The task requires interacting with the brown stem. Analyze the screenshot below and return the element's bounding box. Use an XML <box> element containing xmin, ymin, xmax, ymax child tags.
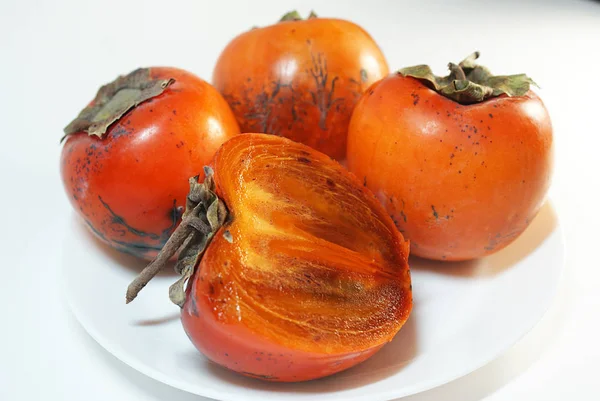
<box><xmin>459</xmin><ymin>51</ymin><xmax>481</xmax><ymax>70</ymax></box>
<box><xmin>125</xmin><ymin>225</ymin><xmax>191</xmax><ymax>303</ymax></box>
<box><xmin>448</xmin><ymin>63</ymin><xmax>466</xmax><ymax>81</ymax></box>
<box><xmin>125</xmin><ymin>208</ymin><xmax>212</xmax><ymax>303</ymax></box>
<box><xmin>125</xmin><ymin>171</ymin><xmax>227</xmax><ymax>306</ymax></box>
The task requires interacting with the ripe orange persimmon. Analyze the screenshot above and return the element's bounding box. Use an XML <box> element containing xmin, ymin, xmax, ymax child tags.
<box><xmin>127</xmin><ymin>134</ymin><xmax>412</xmax><ymax>382</ymax></box>
<box><xmin>347</xmin><ymin>53</ymin><xmax>553</xmax><ymax>261</ymax></box>
<box><xmin>212</xmin><ymin>11</ymin><xmax>389</xmax><ymax>161</ymax></box>
<box><xmin>61</xmin><ymin>67</ymin><xmax>240</xmax><ymax>260</ymax></box>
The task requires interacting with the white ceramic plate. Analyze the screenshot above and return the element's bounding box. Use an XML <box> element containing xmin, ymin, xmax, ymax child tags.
<box><xmin>62</xmin><ymin>202</ymin><xmax>563</xmax><ymax>401</ymax></box>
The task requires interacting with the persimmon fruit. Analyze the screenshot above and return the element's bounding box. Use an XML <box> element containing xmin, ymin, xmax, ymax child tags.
<box><xmin>60</xmin><ymin>67</ymin><xmax>240</xmax><ymax>260</ymax></box>
<box><xmin>127</xmin><ymin>134</ymin><xmax>412</xmax><ymax>382</ymax></box>
<box><xmin>213</xmin><ymin>11</ymin><xmax>389</xmax><ymax>161</ymax></box>
<box><xmin>347</xmin><ymin>52</ymin><xmax>553</xmax><ymax>261</ymax></box>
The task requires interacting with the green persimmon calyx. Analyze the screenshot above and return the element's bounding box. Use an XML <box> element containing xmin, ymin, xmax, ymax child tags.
<box><xmin>279</xmin><ymin>10</ymin><xmax>318</xmax><ymax>22</ymax></box>
<box><xmin>62</xmin><ymin>68</ymin><xmax>175</xmax><ymax>142</ymax></box>
<box><xmin>398</xmin><ymin>52</ymin><xmax>538</xmax><ymax>105</ymax></box>
<box><xmin>126</xmin><ymin>167</ymin><xmax>230</xmax><ymax>307</ymax></box>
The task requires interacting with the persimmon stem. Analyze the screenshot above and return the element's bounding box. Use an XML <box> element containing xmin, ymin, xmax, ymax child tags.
<box><xmin>126</xmin><ymin>170</ymin><xmax>228</xmax><ymax>305</ymax></box>
<box><xmin>125</xmin><ymin>212</ymin><xmax>209</xmax><ymax>304</ymax></box>
<box><xmin>448</xmin><ymin>63</ymin><xmax>466</xmax><ymax>81</ymax></box>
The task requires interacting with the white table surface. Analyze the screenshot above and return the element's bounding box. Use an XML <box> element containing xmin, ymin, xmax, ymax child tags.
<box><xmin>1</xmin><ymin>0</ymin><xmax>599</xmax><ymax>400</ymax></box>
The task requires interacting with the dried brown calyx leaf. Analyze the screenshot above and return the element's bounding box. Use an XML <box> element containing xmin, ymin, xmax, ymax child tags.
<box><xmin>399</xmin><ymin>52</ymin><xmax>538</xmax><ymax>104</ymax></box>
<box><xmin>279</xmin><ymin>10</ymin><xmax>318</xmax><ymax>22</ymax></box>
<box><xmin>62</xmin><ymin>68</ymin><xmax>175</xmax><ymax>142</ymax></box>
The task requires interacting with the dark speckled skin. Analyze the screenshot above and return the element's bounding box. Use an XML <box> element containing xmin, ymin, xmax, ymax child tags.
<box><xmin>61</xmin><ymin>67</ymin><xmax>240</xmax><ymax>260</ymax></box>
<box><xmin>213</xmin><ymin>17</ymin><xmax>389</xmax><ymax>161</ymax></box>
<box><xmin>348</xmin><ymin>75</ymin><xmax>553</xmax><ymax>261</ymax></box>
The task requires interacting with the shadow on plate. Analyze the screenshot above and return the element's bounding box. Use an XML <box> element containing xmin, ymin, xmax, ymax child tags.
<box><xmin>393</xmin><ymin>264</ymin><xmax>569</xmax><ymax>401</ymax></box>
<box><xmin>132</xmin><ymin>312</ymin><xmax>181</xmax><ymax>327</ymax></box>
<box><xmin>68</xmin><ymin>312</ymin><xmax>207</xmax><ymax>401</ymax></box>
<box><xmin>411</xmin><ymin>201</ymin><xmax>558</xmax><ymax>278</ymax></box>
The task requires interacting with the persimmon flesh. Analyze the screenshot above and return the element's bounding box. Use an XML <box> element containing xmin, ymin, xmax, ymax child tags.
<box><xmin>128</xmin><ymin>134</ymin><xmax>412</xmax><ymax>382</ymax></box>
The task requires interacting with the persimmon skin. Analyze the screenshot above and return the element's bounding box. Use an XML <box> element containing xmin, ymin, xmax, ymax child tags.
<box><xmin>182</xmin><ymin>232</ymin><xmax>384</xmax><ymax>382</ymax></box>
<box><xmin>181</xmin><ymin>134</ymin><xmax>411</xmax><ymax>382</ymax></box>
<box><xmin>61</xmin><ymin>67</ymin><xmax>240</xmax><ymax>260</ymax></box>
<box><xmin>212</xmin><ymin>18</ymin><xmax>389</xmax><ymax>161</ymax></box>
<box><xmin>347</xmin><ymin>75</ymin><xmax>553</xmax><ymax>261</ymax></box>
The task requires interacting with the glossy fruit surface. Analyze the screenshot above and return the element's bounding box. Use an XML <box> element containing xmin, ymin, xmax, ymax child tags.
<box><xmin>213</xmin><ymin>13</ymin><xmax>389</xmax><ymax>160</ymax></box>
<box><xmin>347</xmin><ymin>71</ymin><xmax>553</xmax><ymax>261</ymax></box>
<box><xmin>178</xmin><ymin>134</ymin><xmax>412</xmax><ymax>381</ymax></box>
<box><xmin>61</xmin><ymin>67</ymin><xmax>240</xmax><ymax>259</ymax></box>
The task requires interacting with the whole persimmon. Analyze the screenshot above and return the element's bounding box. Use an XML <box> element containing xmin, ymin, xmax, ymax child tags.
<box><xmin>212</xmin><ymin>11</ymin><xmax>389</xmax><ymax>161</ymax></box>
<box><xmin>127</xmin><ymin>134</ymin><xmax>412</xmax><ymax>382</ymax></box>
<box><xmin>61</xmin><ymin>67</ymin><xmax>240</xmax><ymax>260</ymax></box>
<box><xmin>347</xmin><ymin>52</ymin><xmax>553</xmax><ymax>261</ymax></box>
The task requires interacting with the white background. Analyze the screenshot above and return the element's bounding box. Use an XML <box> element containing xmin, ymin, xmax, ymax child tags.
<box><xmin>1</xmin><ymin>0</ymin><xmax>599</xmax><ymax>400</ymax></box>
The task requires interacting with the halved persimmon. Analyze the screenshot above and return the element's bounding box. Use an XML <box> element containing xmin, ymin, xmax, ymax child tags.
<box><xmin>127</xmin><ymin>134</ymin><xmax>412</xmax><ymax>382</ymax></box>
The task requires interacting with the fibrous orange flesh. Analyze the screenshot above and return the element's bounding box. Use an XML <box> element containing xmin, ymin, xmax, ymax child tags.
<box><xmin>187</xmin><ymin>134</ymin><xmax>411</xmax><ymax>353</ymax></box>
